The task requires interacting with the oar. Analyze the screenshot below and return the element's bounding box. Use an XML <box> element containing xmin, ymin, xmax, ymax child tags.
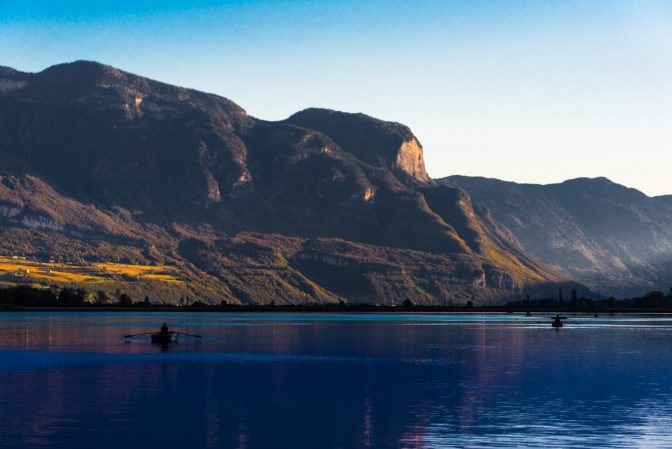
<box><xmin>124</xmin><ymin>331</ymin><xmax>156</xmax><ymax>338</ymax></box>
<box><xmin>175</xmin><ymin>332</ymin><xmax>203</xmax><ymax>338</ymax></box>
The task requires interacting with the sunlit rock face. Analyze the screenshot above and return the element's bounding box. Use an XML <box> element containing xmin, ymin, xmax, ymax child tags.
<box><xmin>396</xmin><ymin>138</ymin><xmax>429</xmax><ymax>183</ymax></box>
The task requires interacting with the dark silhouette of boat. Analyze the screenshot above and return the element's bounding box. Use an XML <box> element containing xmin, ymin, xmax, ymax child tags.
<box><xmin>151</xmin><ymin>331</ymin><xmax>178</xmax><ymax>343</ymax></box>
<box><xmin>552</xmin><ymin>314</ymin><xmax>567</xmax><ymax>328</ymax></box>
<box><xmin>124</xmin><ymin>323</ymin><xmax>202</xmax><ymax>343</ymax></box>
<box><xmin>151</xmin><ymin>322</ymin><xmax>177</xmax><ymax>343</ymax></box>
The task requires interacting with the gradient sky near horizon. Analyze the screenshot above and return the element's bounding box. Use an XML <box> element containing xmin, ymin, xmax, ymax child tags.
<box><xmin>1</xmin><ymin>1</ymin><xmax>671</xmax><ymax>196</ymax></box>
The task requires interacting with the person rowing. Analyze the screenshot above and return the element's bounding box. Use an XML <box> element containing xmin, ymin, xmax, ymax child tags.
<box><xmin>152</xmin><ymin>323</ymin><xmax>177</xmax><ymax>343</ymax></box>
<box><xmin>552</xmin><ymin>314</ymin><xmax>566</xmax><ymax>328</ymax></box>
<box><xmin>124</xmin><ymin>325</ymin><xmax>202</xmax><ymax>343</ymax></box>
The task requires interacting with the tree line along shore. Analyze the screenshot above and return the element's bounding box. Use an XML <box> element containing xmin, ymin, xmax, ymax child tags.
<box><xmin>2</xmin><ymin>285</ymin><xmax>672</xmax><ymax>313</ymax></box>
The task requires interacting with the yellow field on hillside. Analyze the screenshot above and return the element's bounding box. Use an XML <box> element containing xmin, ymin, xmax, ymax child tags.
<box><xmin>0</xmin><ymin>256</ymin><xmax>182</xmax><ymax>285</ymax></box>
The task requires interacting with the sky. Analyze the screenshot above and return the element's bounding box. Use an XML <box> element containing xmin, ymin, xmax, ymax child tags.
<box><xmin>1</xmin><ymin>0</ymin><xmax>671</xmax><ymax>196</ymax></box>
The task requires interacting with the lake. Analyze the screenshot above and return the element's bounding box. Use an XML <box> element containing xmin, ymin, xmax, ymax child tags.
<box><xmin>1</xmin><ymin>312</ymin><xmax>672</xmax><ymax>448</ymax></box>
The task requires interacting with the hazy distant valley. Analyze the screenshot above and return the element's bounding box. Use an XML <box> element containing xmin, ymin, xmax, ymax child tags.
<box><xmin>445</xmin><ymin>176</ymin><xmax>672</xmax><ymax>297</ymax></box>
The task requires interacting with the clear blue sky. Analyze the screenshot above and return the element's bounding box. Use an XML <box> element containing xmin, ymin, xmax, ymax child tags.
<box><xmin>1</xmin><ymin>0</ymin><xmax>671</xmax><ymax>195</ymax></box>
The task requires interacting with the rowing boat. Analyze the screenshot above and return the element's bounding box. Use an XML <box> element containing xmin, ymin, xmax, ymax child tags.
<box><xmin>151</xmin><ymin>331</ymin><xmax>178</xmax><ymax>344</ymax></box>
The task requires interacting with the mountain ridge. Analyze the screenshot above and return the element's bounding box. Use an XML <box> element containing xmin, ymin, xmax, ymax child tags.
<box><xmin>0</xmin><ymin>61</ymin><xmax>593</xmax><ymax>304</ymax></box>
<box><xmin>444</xmin><ymin>175</ymin><xmax>672</xmax><ymax>296</ymax></box>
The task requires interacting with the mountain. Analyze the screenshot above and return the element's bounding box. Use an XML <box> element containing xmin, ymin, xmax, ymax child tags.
<box><xmin>0</xmin><ymin>61</ymin><xmax>576</xmax><ymax>305</ymax></box>
<box><xmin>285</xmin><ymin>108</ymin><xmax>430</xmax><ymax>183</ymax></box>
<box><xmin>443</xmin><ymin>176</ymin><xmax>672</xmax><ymax>297</ymax></box>
<box><xmin>656</xmin><ymin>195</ymin><xmax>672</xmax><ymax>206</ymax></box>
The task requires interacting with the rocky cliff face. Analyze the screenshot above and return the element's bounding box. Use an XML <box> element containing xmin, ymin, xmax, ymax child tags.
<box><xmin>285</xmin><ymin>108</ymin><xmax>430</xmax><ymax>183</ymax></box>
<box><xmin>444</xmin><ymin>176</ymin><xmax>672</xmax><ymax>296</ymax></box>
<box><xmin>0</xmin><ymin>61</ymin><xmax>575</xmax><ymax>304</ymax></box>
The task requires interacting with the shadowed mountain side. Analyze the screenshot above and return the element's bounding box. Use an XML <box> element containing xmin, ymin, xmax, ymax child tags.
<box><xmin>237</xmin><ymin>121</ymin><xmax>471</xmax><ymax>254</ymax></box>
<box><xmin>443</xmin><ymin>176</ymin><xmax>672</xmax><ymax>296</ymax></box>
<box><xmin>0</xmin><ymin>61</ymin><xmax>252</xmax><ymax>223</ymax></box>
<box><xmin>177</xmin><ymin>233</ymin><xmax>575</xmax><ymax>305</ymax></box>
<box><xmin>0</xmin><ymin>60</ymin><xmax>582</xmax><ymax>304</ymax></box>
<box><xmin>0</xmin><ymin>173</ymin><xmax>157</xmax><ymax>240</ymax></box>
<box><xmin>655</xmin><ymin>195</ymin><xmax>672</xmax><ymax>206</ymax></box>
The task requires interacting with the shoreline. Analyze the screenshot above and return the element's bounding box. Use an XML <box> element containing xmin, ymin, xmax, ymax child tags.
<box><xmin>3</xmin><ymin>304</ymin><xmax>672</xmax><ymax>315</ymax></box>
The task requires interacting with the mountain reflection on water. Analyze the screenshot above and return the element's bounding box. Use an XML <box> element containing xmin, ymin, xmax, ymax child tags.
<box><xmin>1</xmin><ymin>312</ymin><xmax>672</xmax><ymax>449</ymax></box>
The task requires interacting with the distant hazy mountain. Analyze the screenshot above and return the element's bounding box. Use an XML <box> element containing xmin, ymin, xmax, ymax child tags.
<box><xmin>443</xmin><ymin>176</ymin><xmax>672</xmax><ymax>297</ymax></box>
<box><xmin>0</xmin><ymin>61</ymin><xmax>574</xmax><ymax>305</ymax></box>
<box><xmin>656</xmin><ymin>195</ymin><xmax>672</xmax><ymax>206</ymax></box>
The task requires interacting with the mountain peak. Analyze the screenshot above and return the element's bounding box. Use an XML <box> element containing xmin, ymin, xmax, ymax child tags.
<box><xmin>42</xmin><ymin>59</ymin><xmax>112</xmax><ymax>71</ymax></box>
<box><xmin>36</xmin><ymin>60</ymin><xmax>144</xmax><ymax>90</ymax></box>
<box><xmin>285</xmin><ymin>108</ymin><xmax>430</xmax><ymax>183</ymax></box>
<box><xmin>39</xmin><ymin>60</ymin><xmax>129</xmax><ymax>81</ymax></box>
<box><xmin>557</xmin><ymin>176</ymin><xmax>650</xmax><ymax>201</ymax></box>
<box><xmin>561</xmin><ymin>176</ymin><xmax>614</xmax><ymax>185</ymax></box>
<box><xmin>0</xmin><ymin>66</ymin><xmax>21</xmax><ymax>77</ymax></box>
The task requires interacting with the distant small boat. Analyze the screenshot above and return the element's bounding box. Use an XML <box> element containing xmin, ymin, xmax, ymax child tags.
<box><xmin>552</xmin><ymin>314</ymin><xmax>566</xmax><ymax>328</ymax></box>
<box><xmin>151</xmin><ymin>331</ymin><xmax>178</xmax><ymax>344</ymax></box>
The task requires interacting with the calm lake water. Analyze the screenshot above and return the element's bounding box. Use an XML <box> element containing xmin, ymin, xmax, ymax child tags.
<box><xmin>1</xmin><ymin>312</ymin><xmax>672</xmax><ymax>448</ymax></box>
